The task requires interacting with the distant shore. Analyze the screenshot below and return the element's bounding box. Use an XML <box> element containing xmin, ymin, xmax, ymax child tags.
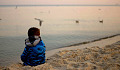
<box><xmin>0</xmin><ymin>34</ymin><xmax>120</xmax><ymax>70</ymax></box>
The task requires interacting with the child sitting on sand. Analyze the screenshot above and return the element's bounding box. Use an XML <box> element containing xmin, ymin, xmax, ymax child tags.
<box><xmin>21</xmin><ymin>27</ymin><xmax>46</xmax><ymax>66</ymax></box>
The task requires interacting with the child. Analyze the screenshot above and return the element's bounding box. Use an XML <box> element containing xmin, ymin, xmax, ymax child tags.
<box><xmin>21</xmin><ymin>27</ymin><xmax>46</xmax><ymax>66</ymax></box>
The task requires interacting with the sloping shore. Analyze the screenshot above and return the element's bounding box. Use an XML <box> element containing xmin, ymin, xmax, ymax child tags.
<box><xmin>0</xmin><ymin>36</ymin><xmax>120</xmax><ymax>70</ymax></box>
<box><xmin>46</xmin><ymin>34</ymin><xmax>120</xmax><ymax>58</ymax></box>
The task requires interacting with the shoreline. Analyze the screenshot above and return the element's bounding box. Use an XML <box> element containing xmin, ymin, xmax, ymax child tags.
<box><xmin>64</xmin><ymin>34</ymin><xmax>120</xmax><ymax>47</ymax></box>
<box><xmin>46</xmin><ymin>34</ymin><xmax>120</xmax><ymax>58</ymax></box>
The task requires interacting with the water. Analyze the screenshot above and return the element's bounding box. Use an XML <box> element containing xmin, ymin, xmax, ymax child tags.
<box><xmin>0</xmin><ymin>6</ymin><xmax>120</xmax><ymax>66</ymax></box>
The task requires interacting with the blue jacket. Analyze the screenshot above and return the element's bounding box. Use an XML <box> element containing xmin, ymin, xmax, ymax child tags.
<box><xmin>21</xmin><ymin>40</ymin><xmax>46</xmax><ymax>66</ymax></box>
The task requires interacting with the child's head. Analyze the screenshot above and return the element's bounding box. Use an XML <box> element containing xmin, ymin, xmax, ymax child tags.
<box><xmin>28</xmin><ymin>27</ymin><xmax>40</xmax><ymax>37</ymax></box>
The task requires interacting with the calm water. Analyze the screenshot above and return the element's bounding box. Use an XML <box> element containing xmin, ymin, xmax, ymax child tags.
<box><xmin>0</xmin><ymin>6</ymin><xmax>120</xmax><ymax>66</ymax></box>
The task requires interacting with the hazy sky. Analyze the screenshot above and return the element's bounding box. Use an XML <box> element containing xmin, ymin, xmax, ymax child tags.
<box><xmin>0</xmin><ymin>0</ymin><xmax>120</xmax><ymax>5</ymax></box>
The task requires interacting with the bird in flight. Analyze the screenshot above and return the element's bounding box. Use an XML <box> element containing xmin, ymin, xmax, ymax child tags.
<box><xmin>34</xmin><ymin>18</ymin><xmax>43</xmax><ymax>26</ymax></box>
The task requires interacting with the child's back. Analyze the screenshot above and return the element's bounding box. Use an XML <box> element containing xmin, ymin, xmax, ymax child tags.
<box><xmin>21</xmin><ymin>27</ymin><xmax>46</xmax><ymax>66</ymax></box>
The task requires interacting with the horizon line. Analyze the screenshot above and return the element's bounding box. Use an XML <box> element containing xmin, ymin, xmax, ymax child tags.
<box><xmin>0</xmin><ymin>4</ymin><xmax>120</xmax><ymax>7</ymax></box>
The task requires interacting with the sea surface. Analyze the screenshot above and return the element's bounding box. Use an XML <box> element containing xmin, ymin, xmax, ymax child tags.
<box><xmin>0</xmin><ymin>5</ymin><xmax>120</xmax><ymax>66</ymax></box>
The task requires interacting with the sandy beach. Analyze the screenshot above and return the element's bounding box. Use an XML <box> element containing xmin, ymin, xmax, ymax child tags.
<box><xmin>0</xmin><ymin>35</ymin><xmax>120</xmax><ymax>70</ymax></box>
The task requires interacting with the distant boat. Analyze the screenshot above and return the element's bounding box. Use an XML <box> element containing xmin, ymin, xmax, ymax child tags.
<box><xmin>115</xmin><ymin>3</ymin><xmax>119</xmax><ymax>6</ymax></box>
<box><xmin>98</xmin><ymin>8</ymin><xmax>101</xmax><ymax>10</ymax></box>
<box><xmin>34</xmin><ymin>18</ymin><xmax>43</xmax><ymax>26</ymax></box>
<box><xmin>15</xmin><ymin>6</ymin><xmax>18</xmax><ymax>9</ymax></box>
<box><xmin>75</xmin><ymin>20</ymin><xmax>79</xmax><ymax>23</ymax></box>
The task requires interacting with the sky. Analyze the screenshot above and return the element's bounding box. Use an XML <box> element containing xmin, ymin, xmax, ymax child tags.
<box><xmin>0</xmin><ymin>0</ymin><xmax>120</xmax><ymax>5</ymax></box>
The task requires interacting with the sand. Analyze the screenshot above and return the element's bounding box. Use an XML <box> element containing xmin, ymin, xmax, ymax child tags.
<box><xmin>0</xmin><ymin>35</ymin><xmax>120</xmax><ymax>70</ymax></box>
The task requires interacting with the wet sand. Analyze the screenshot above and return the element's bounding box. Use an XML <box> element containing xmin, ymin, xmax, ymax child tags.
<box><xmin>0</xmin><ymin>35</ymin><xmax>120</xmax><ymax>70</ymax></box>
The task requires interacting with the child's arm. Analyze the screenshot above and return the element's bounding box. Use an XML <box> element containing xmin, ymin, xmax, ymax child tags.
<box><xmin>21</xmin><ymin>46</ymin><xmax>29</xmax><ymax>62</ymax></box>
<box><xmin>41</xmin><ymin>40</ymin><xmax>46</xmax><ymax>50</ymax></box>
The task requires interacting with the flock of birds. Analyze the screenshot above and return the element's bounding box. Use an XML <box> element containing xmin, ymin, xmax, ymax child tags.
<box><xmin>75</xmin><ymin>19</ymin><xmax>103</xmax><ymax>24</ymax></box>
<box><xmin>0</xmin><ymin>7</ymin><xmax>104</xmax><ymax>27</ymax></box>
<box><xmin>75</xmin><ymin>8</ymin><xmax>103</xmax><ymax>24</ymax></box>
<box><xmin>0</xmin><ymin>18</ymin><xmax>103</xmax><ymax>27</ymax></box>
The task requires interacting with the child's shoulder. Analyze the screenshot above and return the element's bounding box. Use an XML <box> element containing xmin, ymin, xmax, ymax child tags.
<box><xmin>38</xmin><ymin>40</ymin><xmax>45</xmax><ymax>46</ymax></box>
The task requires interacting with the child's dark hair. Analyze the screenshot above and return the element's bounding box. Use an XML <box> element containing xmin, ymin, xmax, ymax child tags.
<box><xmin>28</xmin><ymin>27</ymin><xmax>40</xmax><ymax>43</ymax></box>
<box><xmin>28</xmin><ymin>27</ymin><xmax>40</xmax><ymax>36</ymax></box>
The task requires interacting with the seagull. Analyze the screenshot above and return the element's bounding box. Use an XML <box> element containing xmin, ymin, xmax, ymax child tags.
<box><xmin>75</xmin><ymin>20</ymin><xmax>79</xmax><ymax>23</ymax></box>
<box><xmin>34</xmin><ymin>18</ymin><xmax>43</xmax><ymax>26</ymax></box>
<box><xmin>99</xmin><ymin>20</ymin><xmax>103</xmax><ymax>23</ymax></box>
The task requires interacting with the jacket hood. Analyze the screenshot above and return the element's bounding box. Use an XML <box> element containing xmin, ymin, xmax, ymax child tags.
<box><xmin>25</xmin><ymin>36</ymin><xmax>41</xmax><ymax>46</ymax></box>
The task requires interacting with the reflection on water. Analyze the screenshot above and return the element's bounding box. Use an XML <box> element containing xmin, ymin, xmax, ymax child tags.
<box><xmin>0</xmin><ymin>6</ymin><xmax>120</xmax><ymax>66</ymax></box>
